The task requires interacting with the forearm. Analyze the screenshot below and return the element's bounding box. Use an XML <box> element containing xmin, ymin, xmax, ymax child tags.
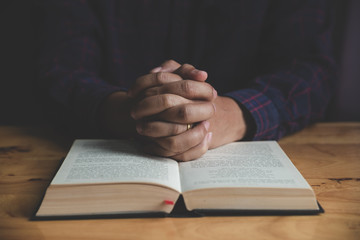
<box><xmin>225</xmin><ymin>60</ymin><xmax>334</xmax><ymax>140</ymax></box>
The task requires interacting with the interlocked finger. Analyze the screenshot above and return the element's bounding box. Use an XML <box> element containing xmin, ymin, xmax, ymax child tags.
<box><xmin>136</xmin><ymin>121</ymin><xmax>191</xmax><ymax>137</ymax></box>
<box><xmin>171</xmin><ymin>132</ymin><xmax>212</xmax><ymax>161</ymax></box>
<box><xmin>174</xmin><ymin>64</ymin><xmax>208</xmax><ymax>82</ymax></box>
<box><xmin>128</xmin><ymin>72</ymin><xmax>182</xmax><ymax>97</ymax></box>
<box><xmin>142</xmin><ymin>80</ymin><xmax>217</xmax><ymax>101</ymax></box>
<box><xmin>143</xmin><ymin>121</ymin><xmax>210</xmax><ymax>157</ymax></box>
<box><xmin>154</xmin><ymin>101</ymin><xmax>216</xmax><ymax>124</ymax></box>
<box><xmin>131</xmin><ymin>94</ymin><xmax>192</xmax><ymax>120</ymax></box>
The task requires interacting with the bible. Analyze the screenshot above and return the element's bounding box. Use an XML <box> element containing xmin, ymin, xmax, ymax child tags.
<box><xmin>34</xmin><ymin>140</ymin><xmax>322</xmax><ymax>218</ymax></box>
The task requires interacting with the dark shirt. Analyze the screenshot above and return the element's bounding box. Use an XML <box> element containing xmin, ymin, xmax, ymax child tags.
<box><xmin>39</xmin><ymin>0</ymin><xmax>336</xmax><ymax>139</ymax></box>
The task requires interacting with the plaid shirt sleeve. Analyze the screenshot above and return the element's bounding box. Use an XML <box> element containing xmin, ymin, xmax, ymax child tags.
<box><xmin>225</xmin><ymin>1</ymin><xmax>335</xmax><ymax>140</ymax></box>
<box><xmin>38</xmin><ymin>0</ymin><xmax>122</xmax><ymax>132</ymax></box>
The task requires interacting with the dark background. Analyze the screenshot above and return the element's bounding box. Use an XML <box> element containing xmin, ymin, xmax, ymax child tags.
<box><xmin>0</xmin><ymin>0</ymin><xmax>359</xmax><ymax>125</ymax></box>
<box><xmin>1</xmin><ymin>0</ymin><xmax>45</xmax><ymax>124</ymax></box>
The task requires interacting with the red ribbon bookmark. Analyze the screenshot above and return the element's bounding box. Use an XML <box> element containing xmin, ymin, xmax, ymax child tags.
<box><xmin>164</xmin><ymin>200</ymin><xmax>174</xmax><ymax>205</ymax></box>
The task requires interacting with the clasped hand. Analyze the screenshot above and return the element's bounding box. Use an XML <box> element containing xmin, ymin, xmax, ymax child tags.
<box><xmin>99</xmin><ymin>60</ymin><xmax>247</xmax><ymax>161</ymax></box>
<box><xmin>128</xmin><ymin>60</ymin><xmax>217</xmax><ymax>161</ymax></box>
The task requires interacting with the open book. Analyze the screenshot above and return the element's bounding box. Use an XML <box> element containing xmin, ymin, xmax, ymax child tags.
<box><xmin>35</xmin><ymin>140</ymin><xmax>322</xmax><ymax>218</ymax></box>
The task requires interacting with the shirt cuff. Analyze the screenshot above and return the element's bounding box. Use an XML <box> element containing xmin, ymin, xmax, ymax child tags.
<box><xmin>224</xmin><ymin>89</ymin><xmax>281</xmax><ymax>140</ymax></box>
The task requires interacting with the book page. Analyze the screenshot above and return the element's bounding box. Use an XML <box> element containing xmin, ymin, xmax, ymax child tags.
<box><xmin>179</xmin><ymin>141</ymin><xmax>311</xmax><ymax>192</ymax></box>
<box><xmin>51</xmin><ymin>140</ymin><xmax>181</xmax><ymax>192</ymax></box>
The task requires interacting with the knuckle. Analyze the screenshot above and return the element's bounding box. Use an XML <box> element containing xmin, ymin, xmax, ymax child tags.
<box><xmin>166</xmin><ymin>59</ymin><xmax>176</xmax><ymax>65</ymax></box>
<box><xmin>161</xmin><ymin>59</ymin><xmax>181</xmax><ymax>72</ymax></box>
<box><xmin>143</xmin><ymin>87</ymin><xmax>159</xmax><ymax>97</ymax></box>
<box><xmin>180</xmin><ymin>81</ymin><xmax>195</xmax><ymax>98</ymax></box>
<box><xmin>172</xmin><ymin>124</ymin><xmax>183</xmax><ymax>135</ymax></box>
<box><xmin>183</xmin><ymin>64</ymin><xmax>195</xmax><ymax>72</ymax></box>
<box><xmin>156</xmin><ymin>72</ymin><xmax>167</xmax><ymax>84</ymax></box>
<box><xmin>176</xmin><ymin>64</ymin><xmax>195</xmax><ymax>79</ymax></box>
<box><xmin>205</xmin><ymin>83</ymin><xmax>214</xmax><ymax>96</ymax></box>
<box><xmin>155</xmin><ymin>72</ymin><xmax>164</xmax><ymax>84</ymax></box>
<box><xmin>173</xmin><ymin>154</ymin><xmax>189</xmax><ymax>162</ymax></box>
<box><xmin>210</xmin><ymin>103</ymin><xmax>216</xmax><ymax>116</ymax></box>
<box><xmin>167</xmin><ymin>137</ymin><xmax>180</xmax><ymax>151</ymax></box>
<box><xmin>182</xmin><ymin>63</ymin><xmax>193</xmax><ymax>69</ymax></box>
<box><xmin>199</xmin><ymin>128</ymin><xmax>208</xmax><ymax>140</ymax></box>
<box><xmin>159</xmin><ymin>94</ymin><xmax>173</xmax><ymax>108</ymax></box>
<box><xmin>177</xmin><ymin>106</ymin><xmax>191</xmax><ymax>122</ymax></box>
<box><xmin>140</xmin><ymin>122</ymin><xmax>152</xmax><ymax>134</ymax></box>
<box><xmin>191</xmin><ymin>125</ymin><xmax>208</xmax><ymax>141</ymax></box>
<box><xmin>203</xmin><ymin>102</ymin><xmax>216</xmax><ymax>118</ymax></box>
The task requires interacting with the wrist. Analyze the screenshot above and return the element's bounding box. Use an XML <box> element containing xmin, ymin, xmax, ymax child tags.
<box><xmin>237</xmin><ymin>103</ymin><xmax>256</xmax><ymax>140</ymax></box>
<box><xmin>209</xmin><ymin>96</ymin><xmax>247</xmax><ymax>148</ymax></box>
<box><xmin>98</xmin><ymin>91</ymin><xmax>136</xmax><ymax>137</ymax></box>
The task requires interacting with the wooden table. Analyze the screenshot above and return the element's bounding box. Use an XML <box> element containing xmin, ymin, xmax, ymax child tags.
<box><xmin>0</xmin><ymin>122</ymin><xmax>359</xmax><ymax>240</ymax></box>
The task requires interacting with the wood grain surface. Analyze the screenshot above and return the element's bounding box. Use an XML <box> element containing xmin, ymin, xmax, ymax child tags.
<box><xmin>0</xmin><ymin>122</ymin><xmax>359</xmax><ymax>240</ymax></box>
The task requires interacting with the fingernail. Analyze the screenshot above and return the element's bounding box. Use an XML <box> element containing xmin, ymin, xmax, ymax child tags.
<box><xmin>151</xmin><ymin>66</ymin><xmax>162</xmax><ymax>73</ymax></box>
<box><xmin>135</xmin><ymin>122</ymin><xmax>142</xmax><ymax>134</ymax></box>
<box><xmin>130</xmin><ymin>110</ymin><xmax>137</xmax><ymax>120</ymax></box>
<box><xmin>213</xmin><ymin>89</ymin><xmax>217</xmax><ymax>99</ymax></box>
<box><xmin>191</xmin><ymin>69</ymin><xmax>207</xmax><ymax>76</ymax></box>
<box><xmin>191</xmin><ymin>69</ymin><xmax>201</xmax><ymax>74</ymax></box>
<box><xmin>207</xmin><ymin>132</ymin><xmax>213</xmax><ymax>144</ymax></box>
<box><xmin>203</xmin><ymin>120</ymin><xmax>210</xmax><ymax>131</ymax></box>
<box><xmin>212</xmin><ymin>102</ymin><xmax>216</xmax><ymax>113</ymax></box>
